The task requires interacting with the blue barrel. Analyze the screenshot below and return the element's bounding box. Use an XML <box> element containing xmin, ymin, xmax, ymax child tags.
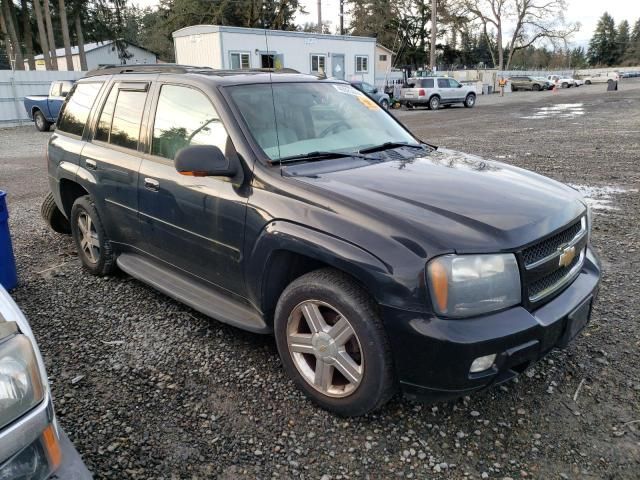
<box><xmin>0</xmin><ymin>191</ymin><xmax>18</xmax><ymax>290</ymax></box>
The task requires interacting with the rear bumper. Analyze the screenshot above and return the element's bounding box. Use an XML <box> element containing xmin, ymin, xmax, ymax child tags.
<box><xmin>382</xmin><ymin>247</ymin><xmax>601</xmax><ymax>403</ymax></box>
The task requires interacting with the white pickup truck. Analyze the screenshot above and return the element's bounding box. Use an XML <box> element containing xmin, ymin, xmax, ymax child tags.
<box><xmin>547</xmin><ymin>75</ymin><xmax>576</xmax><ymax>88</ymax></box>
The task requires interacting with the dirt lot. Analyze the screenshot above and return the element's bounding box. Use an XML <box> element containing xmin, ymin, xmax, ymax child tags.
<box><xmin>1</xmin><ymin>81</ymin><xmax>639</xmax><ymax>479</ymax></box>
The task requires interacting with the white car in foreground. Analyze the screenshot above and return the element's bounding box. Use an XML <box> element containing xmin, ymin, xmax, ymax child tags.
<box><xmin>0</xmin><ymin>285</ymin><xmax>91</xmax><ymax>479</ymax></box>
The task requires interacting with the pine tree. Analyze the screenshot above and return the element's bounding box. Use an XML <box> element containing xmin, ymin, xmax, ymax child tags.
<box><xmin>570</xmin><ymin>46</ymin><xmax>588</xmax><ymax>68</ymax></box>
<box><xmin>623</xmin><ymin>18</ymin><xmax>640</xmax><ymax>64</ymax></box>
<box><xmin>616</xmin><ymin>20</ymin><xmax>630</xmax><ymax>63</ymax></box>
<box><xmin>588</xmin><ymin>12</ymin><xmax>618</xmax><ymax>66</ymax></box>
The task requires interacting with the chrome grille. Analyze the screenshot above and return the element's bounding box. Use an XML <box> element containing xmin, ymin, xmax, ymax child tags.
<box><xmin>522</xmin><ymin>216</ymin><xmax>588</xmax><ymax>304</ymax></box>
<box><xmin>522</xmin><ymin>219</ymin><xmax>583</xmax><ymax>267</ymax></box>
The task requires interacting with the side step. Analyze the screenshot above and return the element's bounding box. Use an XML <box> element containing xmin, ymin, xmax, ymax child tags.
<box><xmin>116</xmin><ymin>253</ymin><xmax>270</xmax><ymax>334</ymax></box>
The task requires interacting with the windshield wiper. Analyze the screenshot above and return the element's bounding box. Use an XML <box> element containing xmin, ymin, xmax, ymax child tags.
<box><xmin>272</xmin><ymin>151</ymin><xmax>373</xmax><ymax>165</ymax></box>
<box><xmin>358</xmin><ymin>142</ymin><xmax>427</xmax><ymax>154</ymax></box>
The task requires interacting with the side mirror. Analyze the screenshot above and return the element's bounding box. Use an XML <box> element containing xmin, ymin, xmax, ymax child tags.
<box><xmin>458</xmin><ymin>84</ymin><xmax>463</xmax><ymax>88</ymax></box>
<box><xmin>175</xmin><ymin>145</ymin><xmax>236</xmax><ymax>177</ymax></box>
<box><xmin>372</xmin><ymin>87</ymin><xmax>378</xmax><ymax>94</ymax></box>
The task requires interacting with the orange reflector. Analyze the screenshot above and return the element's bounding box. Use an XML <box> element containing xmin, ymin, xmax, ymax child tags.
<box><xmin>42</xmin><ymin>424</ymin><xmax>62</xmax><ymax>470</ymax></box>
<box><xmin>179</xmin><ymin>171</ymin><xmax>207</xmax><ymax>177</ymax></box>
<box><xmin>429</xmin><ymin>261</ymin><xmax>449</xmax><ymax>313</ymax></box>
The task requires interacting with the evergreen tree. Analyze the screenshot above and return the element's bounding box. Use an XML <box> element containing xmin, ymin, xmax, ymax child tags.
<box><xmin>570</xmin><ymin>46</ymin><xmax>588</xmax><ymax>68</ymax></box>
<box><xmin>622</xmin><ymin>18</ymin><xmax>640</xmax><ymax>64</ymax></box>
<box><xmin>588</xmin><ymin>12</ymin><xmax>618</xmax><ymax>66</ymax></box>
<box><xmin>616</xmin><ymin>19</ymin><xmax>630</xmax><ymax>63</ymax></box>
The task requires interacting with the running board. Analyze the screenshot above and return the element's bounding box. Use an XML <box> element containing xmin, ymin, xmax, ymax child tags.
<box><xmin>116</xmin><ymin>253</ymin><xmax>270</xmax><ymax>334</ymax></box>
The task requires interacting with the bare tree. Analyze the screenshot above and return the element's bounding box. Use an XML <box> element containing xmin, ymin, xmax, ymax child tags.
<box><xmin>1</xmin><ymin>0</ymin><xmax>24</xmax><ymax>69</ymax></box>
<box><xmin>74</xmin><ymin>12</ymin><xmax>86</xmax><ymax>70</ymax></box>
<box><xmin>58</xmin><ymin>0</ymin><xmax>73</xmax><ymax>69</ymax></box>
<box><xmin>464</xmin><ymin>0</ymin><xmax>577</xmax><ymax>69</ymax></box>
<box><xmin>42</xmin><ymin>0</ymin><xmax>57</xmax><ymax>69</ymax></box>
<box><xmin>32</xmin><ymin>0</ymin><xmax>52</xmax><ymax>69</ymax></box>
<box><xmin>21</xmin><ymin>0</ymin><xmax>36</xmax><ymax>69</ymax></box>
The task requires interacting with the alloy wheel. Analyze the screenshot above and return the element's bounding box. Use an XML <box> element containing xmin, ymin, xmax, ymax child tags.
<box><xmin>286</xmin><ymin>300</ymin><xmax>364</xmax><ymax>398</ymax></box>
<box><xmin>35</xmin><ymin>114</ymin><xmax>43</xmax><ymax>130</ymax></box>
<box><xmin>77</xmin><ymin>211</ymin><xmax>100</xmax><ymax>264</ymax></box>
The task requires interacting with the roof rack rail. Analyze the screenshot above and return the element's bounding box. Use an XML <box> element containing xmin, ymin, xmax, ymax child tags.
<box><xmin>84</xmin><ymin>63</ymin><xmax>213</xmax><ymax>77</ymax></box>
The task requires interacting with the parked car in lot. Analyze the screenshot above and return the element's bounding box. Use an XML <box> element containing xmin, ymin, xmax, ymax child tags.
<box><xmin>350</xmin><ymin>80</ymin><xmax>390</xmax><ymax>109</ymax></box>
<box><xmin>400</xmin><ymin>76</ymin><xmax>476</xmax><ymax>109</ymax></box>
<box><xmin>23</xmin><ymin>80</ymin><xmax>74</xmax><ymax>132</ymax></box>
<box><xmin>43</xmin><ymin>65</ymin><xmax>600</xmax><ymax>416</ymax></box>
<box><xmin>509</xmin><ymin>76</ymin><xmax>547</xmax><ymax>91</ymax></box>
<box><xmin>532</xmin><ymin>77</ymin><xmax>554</xmax><ymax>90</ymax></box>
<box><xmin>0</xmin><ymin>285</ymin><xmax>91</xmax><ymax>479</ymax></box>
<box><xmin>546</xmin><ymin>75</ymin><xmax>575</xmax><ymax>88</ymax></box>
<box><xmin>581</xmin><ymin>71</ymin><xmax>619</xmax><ymax>85</ymax></box>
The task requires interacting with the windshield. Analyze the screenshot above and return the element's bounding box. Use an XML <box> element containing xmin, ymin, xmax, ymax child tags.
<box><xmin>227</xmin><ymin>82</ymin><xmax>417</xmax><ymax>161</ymax></box>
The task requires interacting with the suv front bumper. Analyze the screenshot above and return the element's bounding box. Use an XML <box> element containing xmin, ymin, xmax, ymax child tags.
<box><xmin>382</xmin><ymin>247</ymin><xmax>601</xmax><ymax>402</ymax></box>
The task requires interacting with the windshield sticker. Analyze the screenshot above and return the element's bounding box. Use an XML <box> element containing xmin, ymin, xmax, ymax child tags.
<box><xmin>357</xmin><ymin>95</ymin><xmax>380</xmax><ymax>110</ymax></box>
<box><xmin>333</xmin><ymin>84</ymin><xmax>364</xmax><ymax>96</ymax></box>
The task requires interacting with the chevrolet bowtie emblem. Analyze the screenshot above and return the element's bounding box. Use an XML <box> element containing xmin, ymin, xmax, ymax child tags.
<box><xmin>558</xmin><ymin>245</ymin><xmax>576</xmax><ymax>268</ymax></box>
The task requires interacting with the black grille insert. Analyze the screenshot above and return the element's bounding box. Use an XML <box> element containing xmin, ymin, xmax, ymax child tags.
<box><xmin>528</xmin><ymin>251</ymin><xmax>581</xmax><ymax>300</ymax></box>
<box><xmin>522</xmin><ymin>219</ymin><xmax>583</xmax><ymax>267</ymax></box>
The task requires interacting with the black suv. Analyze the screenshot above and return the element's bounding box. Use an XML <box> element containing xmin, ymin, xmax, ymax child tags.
<box><xmin>43</xmin><ymin>65</ymin><xmax>600</xmax><ymax>416</ymax></box>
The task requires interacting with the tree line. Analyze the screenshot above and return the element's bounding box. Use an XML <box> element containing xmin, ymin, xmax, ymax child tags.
<box><xmin>2</xmin><ymin>0</ymin><xmax>640</xmax><ymax>71</ymax></box>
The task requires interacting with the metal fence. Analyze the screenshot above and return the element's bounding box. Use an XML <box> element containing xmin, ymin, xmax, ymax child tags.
<box><xmin>0</xmin><ymin>70</ymin><xmax>85</xmax><ymax>127</ymax></box>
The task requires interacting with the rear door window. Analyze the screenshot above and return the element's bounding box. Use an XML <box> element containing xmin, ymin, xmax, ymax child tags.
<box><xmin>57</xmin><ymin>82</ymin><xmax>103</xmax><ymax>136</ymax></box>
<box><xmin>94</xmin><ymin>84</ymin><xmax>148</xmax><ymax>151</ymax></box>
<box><xmin>151</xmin><ymin>84</ymin><xmax>229</xmax><ymax>161</ymax></box>
<box><xmin>437</xmin><ymin>79</ymin><xmax>449</xmax><ymax>88</ymax></box>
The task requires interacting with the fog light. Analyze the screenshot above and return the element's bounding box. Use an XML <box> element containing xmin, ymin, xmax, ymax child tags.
<box><xmin>470</xmin><ymin>354</ymin><xmax>496</xmax><ymax>373</ymax></box>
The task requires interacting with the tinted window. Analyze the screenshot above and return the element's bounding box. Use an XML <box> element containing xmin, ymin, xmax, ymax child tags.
<box><xmin>57</xmin><ymin>82</ymin><xmax>103</xmax><ymax>136</ymax></box>
<box><xmin>152</xmin><ymin>85</ymin><xmax>228</xmax><ymax>161</ymax></box>
<box><xmin>95</xmin><ymin>86</ymin><xmax>117</xmax><ymax>143</ymax></box>
<box><xmin>110</xmin><ymin>90</ymin><xmax>147</xmax><ymax>150</ymax></box>
<box><xmin>437</xmin><ymin>79</ymin><xmax>448</xmax><ymax>88</ymax></box>
<box><xmin>419</xmin><ymin>79</ymin><xmax>434</xmax><ymax>88</ymax></box>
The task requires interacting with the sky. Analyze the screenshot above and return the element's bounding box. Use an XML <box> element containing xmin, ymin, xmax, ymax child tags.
<box><xmin>130</xmin><ymin>0</ymin><xmax>640</xmax><ymax>48</ymax></box>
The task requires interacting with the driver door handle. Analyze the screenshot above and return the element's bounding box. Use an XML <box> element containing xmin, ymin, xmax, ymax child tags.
<box><xmin>144</xmin><ymin>178</ymin><xmax>159</xmax><ymax>192</ymax></box>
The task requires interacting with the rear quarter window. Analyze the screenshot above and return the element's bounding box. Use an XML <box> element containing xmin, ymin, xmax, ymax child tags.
<box><xmin>420</xmin><ymin>79</ymin><xmax>434</xmax><ymax>88</ymax></box>
<box><xmin>57</xmin><ymin>82</ymin><xmax>103</xmax><ymax>136</ymax></box>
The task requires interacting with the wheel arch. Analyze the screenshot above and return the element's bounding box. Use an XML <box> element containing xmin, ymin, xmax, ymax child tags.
<box><xmin>58</xmin><ymin>179</ymin><xmax>90</xmax><ymax>218</ymax></box>
<box><xmin>247</xmin><ymin>221</ymin><xmax>400</xmax><ymax>324</ymax></box>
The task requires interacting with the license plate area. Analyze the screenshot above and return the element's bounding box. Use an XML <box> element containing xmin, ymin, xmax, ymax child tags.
<box><xmin>559</xmin><ymin>296</ymin><xmax>593</xmax><ymax>346</ymax></box>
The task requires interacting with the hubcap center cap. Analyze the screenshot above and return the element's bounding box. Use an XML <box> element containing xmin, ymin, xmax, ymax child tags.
<box><xmin>312</xmin><ymin>332</ymin><xmax>337</xmax><ymax>360</ymax></box>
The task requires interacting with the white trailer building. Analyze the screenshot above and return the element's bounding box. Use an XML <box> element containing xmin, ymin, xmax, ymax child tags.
<box><xmin>172</xmin><ymin>25</ymin><xmax>377</xmax><ymax>84</ymax></box>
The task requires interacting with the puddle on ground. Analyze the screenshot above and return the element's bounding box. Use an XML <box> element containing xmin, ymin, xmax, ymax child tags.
<box><xmin>521</xmin><ymin>103</ymin><xmax>585</xmax><ymax>120</ymax></box>
<box><xmin>568</xmin><ymin>184</ymin><xmax>636</xmax><ymax>211</ymax></box>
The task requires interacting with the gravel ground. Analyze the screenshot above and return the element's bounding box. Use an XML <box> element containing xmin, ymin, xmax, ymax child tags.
<box><xmin>1</xmin><ymin>81</ymin><xmax>639</xmax><ymax>479</ymax></box>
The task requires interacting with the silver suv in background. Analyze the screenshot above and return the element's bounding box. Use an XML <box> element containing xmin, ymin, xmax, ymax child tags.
<box><xmin>400</xmin><ymin>77</ymin><xmax>476</xmax><ymax>110</ymax></box>
<box><xmin>0</xmin><ymin>285</ymin><xmax>91</xmax><ymax>479</ymax></box>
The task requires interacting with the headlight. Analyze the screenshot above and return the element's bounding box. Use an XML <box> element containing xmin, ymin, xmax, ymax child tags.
<box><xmin>427</xmin><ymin>254</ymin><xmax>521</xmax><ymax>317</ymax></box>
<box><xmin>0</xmin><ymin>334</ymin><xmax>45</xmax><ymax>430</ymax></box>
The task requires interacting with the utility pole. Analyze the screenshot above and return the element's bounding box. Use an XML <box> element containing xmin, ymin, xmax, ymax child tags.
<box><xmin>339</xmin><ymin>0</ymin><xmax>344</xmax><ymax>35</ymax></box>
<box><xmin>430</xmin><ymin>0</ymin><xmax>437</xmax><ymax>70</ymax></box>
<box><xmin>317</xmin><ymin>0</ymin><xmax>322</xmax><ymax>33</ymax></box>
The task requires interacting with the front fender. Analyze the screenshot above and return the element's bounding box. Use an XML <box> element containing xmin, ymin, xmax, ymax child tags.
<box><xmin>246</xmin><ymin>221</ymin><xmax>426</xmax><ymax>313</ymax></box>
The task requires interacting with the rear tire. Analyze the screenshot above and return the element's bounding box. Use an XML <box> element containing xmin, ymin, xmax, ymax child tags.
<box><xmin>274</xmin><ymin>268</ymin><xmax>396</xmax><ymax>416</ymax></box>
<box><xmin>34</xmin><ymin>110</ymin><xmax>51</xmax><ymax>132</ymax></box>
<box><xmin>41</xmin><ymin>192</ymin><xmax>71</xmax><ymax>235</ymax></box>
<box><xmin>428</xmin><ymin>95</ymin><xmax>440</xmax><ymax>110</ymax></box>
<box><xmin>464</xmin><ymin>93</ymin><xmax>476</xmax><ymax>108</ymax></box>
<box><xmin>533</xmin><ymin>84</ymin><xmax>541</xmax><ymax>91</ymax></box>
<box><xmin>70</xmin><ymin>195</ymin><xmax>116</xmax><ymax>276</ymax></box>
<box><xmin>562</xmin><ymin>82</ymin><xmax>568</xmax><ymax>88</ymax></box>
<box><xmin>585</xmin><ymin>80</ymin><xmax>592</xmax><ymax>85</ymax></box>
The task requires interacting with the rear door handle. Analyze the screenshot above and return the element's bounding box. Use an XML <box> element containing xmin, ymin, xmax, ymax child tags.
<box><xmin>144</xmin><ymin>177</ymin><xmax>159</xmax><ymax>192</ymax></box>
<box><xmin>85</xmin><ymin>159</ymin><xmax>97</xmax><ymax>170</ymax></box>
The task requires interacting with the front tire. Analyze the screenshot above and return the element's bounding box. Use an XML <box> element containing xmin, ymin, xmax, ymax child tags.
<box><xmin>533</xmin><ymin>84</ymin><xmax>541</xmax><ymax>91</ymax></box>
<box><xmin>380</xmin><ymin>99</ymin><xmax>389</xmax><ymax>110</ymax></box>
<box><xmin>34</xmin><ymin>110</ymin><xmax>51</xmax><ymax>132</ymax></box>
<box><xmin>464</xmin><ymin>93</ymin><xmax>476</xmax><ymax>108</ymax></box>
<box><xmin>585</xmin><ymin>80</ymin><xmax>592</xmax><ymax>85</ymax></box>
<box><xmin>274</xmin><ymin>269</ymin><xmax>396</xmax><ymax>416</ymax></box>
<box><xmin>41</xmin><ymin>192</ymin><xmax>71</xmax><ymax>234</ymax></box>
<box><xmin>70</xmin><ymin>195</ymin><xmax>116</xmax><ymax>276</ymax></box>
<box><xmin>562</xmin><ymin>82</ymin><xmax>568</xmax><ymax>88</ymax></box>
<box><xmin>428</xmin><ymin>95</ymin><xmax>440</xmax><ymax>110</ymax></box>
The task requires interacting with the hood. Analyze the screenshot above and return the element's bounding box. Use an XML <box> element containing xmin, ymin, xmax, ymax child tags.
<box><xmin>288</xmin><ymin>148</ymin><xmax>586</xmax><ymax>253</ymax></box>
